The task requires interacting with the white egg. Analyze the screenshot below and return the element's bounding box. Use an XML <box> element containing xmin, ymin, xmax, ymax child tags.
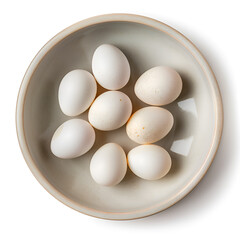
<box><xmin>92</xmin><ymin>44</ymin><xmax>130</xmax><ymax>90</ymax></box>
<box><xmin>88</xmin><ymin>91</ymin><xmax>132</xmax><ymax>131</ymax></box>
<box><xmin>135</xmin><ymin>66</ymin><xmax>182</xmax><ymax>106</ymax></box>
<box><xmin>58</xmin><ymin>69</ymin><xmax>97</xmax><ymax>116</ymax></box>
<box><xmin>128</xmin><ymin>145</ymin><xmax>172</xmax><ymax>180</ymax></box>
<box><xmin>126</xmin><ymin>107</ymin><xmax>173</xmax><ymax>144</ymax></box>
<box><xmin>90</xmin><ymin>143</ymin><xmax>127</xmax><ymax>186</ymax></box>
<box><xmin>51</xmin><ymin>119</ymin><xmax>95</xmax><ymax>159</ymax></box>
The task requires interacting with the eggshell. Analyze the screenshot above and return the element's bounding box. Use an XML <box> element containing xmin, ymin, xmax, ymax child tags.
<box><xmin>134</xmin><ymin>66</ymin><xmax>182</xmax><ymax>106</ymax></box>
<box><xmin>126</xmin><ymin>107</ymin><xmax>173</xmax><ymax>144</ymax></box>
<box><xmin>51</xmin><ymin>119</ymin><xmax>95</xmax><ymax>159</ymax></box>
<box><xmin>88</xmin><ymin>91</ymin><xmax>132</xmax><ymax>131</ymax></box>
<box><xmin>58</xmin><ymin>69</ymin><xmax>97</xmax><ymax>116</ymax></box>
<box><xmin>127</xmin><ymin>145</ymin><xmax>172</xmax><ymax>180</ymax></box>
<box><xmin>90</xmin><ymin>143</ymin><xmax>127</xmax><ymax>186</ymax></box>
<box><xmin>92</xmin><ymin>44</ymin><xmax>130</xmax><ymax>90</ymax></box>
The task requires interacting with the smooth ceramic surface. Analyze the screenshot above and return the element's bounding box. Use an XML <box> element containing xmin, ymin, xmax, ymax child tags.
<box><xmin>16</xmin><ymin>14</ymin><xmax>223</xmax><ymax>220</ymax></box>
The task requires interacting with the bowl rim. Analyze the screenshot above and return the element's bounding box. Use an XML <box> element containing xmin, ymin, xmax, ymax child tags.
<box><xmin>16</xmin><ymin>13</ymin><xmax>223</xmax><ymax>220</ymax></box>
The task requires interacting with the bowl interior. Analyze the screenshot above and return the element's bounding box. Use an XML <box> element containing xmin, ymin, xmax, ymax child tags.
<box><xmin>22</xmin><ymin>21</ymin><xmax>216</xmax><ymax>216</ymax></box>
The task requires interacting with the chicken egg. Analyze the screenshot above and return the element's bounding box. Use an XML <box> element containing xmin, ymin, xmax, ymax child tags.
<box><xmin>126</xmin><ymin>107</ymin><xmax>173</xmax><ymax>144</ymax></box>
<box><xmin>58</xmin><ymin>69</ymin><xmax>97</xmax><ymax>116</ymax></box>
<box><xmin>90</xmin><ymin>143</ymin><xmax>127</xmax><ymax>186</ymax></box>
<box><xmin>134</xmin><ymin>66</ymin><xmax>182</xmax><ymax>106</ymax></box>
<box><xmin>128</xmin><ymin>145</ymin><xmax>172</xmax><ymax>180</ymax></box>
<box><xmin>51</xmin><ymin>119</ymin><xmax>95</xmax><ymax>159</ymax></box>
<box><xmin>92</xmin><ymin>44</ymin><xmax>130</xmax><ymax>90</ymax></box>
<box><xmin>88</xmin><ymin>91</ymin><xmax>132</xmax><ymax>131</ymax></box>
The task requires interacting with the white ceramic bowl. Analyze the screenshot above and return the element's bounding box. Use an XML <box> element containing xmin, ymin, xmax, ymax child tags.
<box><xmin>16</xmin><ymin>14</ymin><xmax>223</xmax><ymax>220</ymax></box>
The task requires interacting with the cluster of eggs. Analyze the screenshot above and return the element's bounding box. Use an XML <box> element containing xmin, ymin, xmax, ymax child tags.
<box><xmin>51</xmin><ymin>44</ymin><xmax>182</xmax><ymax>186</ymax></box>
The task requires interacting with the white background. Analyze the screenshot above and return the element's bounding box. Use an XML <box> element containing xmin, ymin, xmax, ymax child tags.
<box><xmin>1</xmin><ymin>0</ymin><xmax>239</xmax><ymax>239</ymax></box>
